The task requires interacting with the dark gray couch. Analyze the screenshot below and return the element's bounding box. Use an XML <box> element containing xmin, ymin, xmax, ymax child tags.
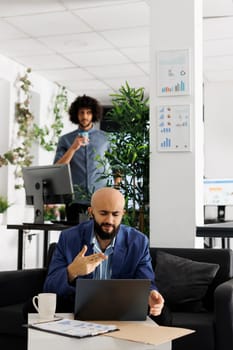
<box><xmin>149</xmin><ymin>247</ymin><xmax>233</xmax><ymax>350</ymax></box>
<box><xmin>0</xmin><ymin>246</ymin><xmax>232</xmax><ymax>350</ymax></box>
<box><xmin>0</xmin><ymin>268</ymin><xmax>46</xmax><ymax>350</ymax></box>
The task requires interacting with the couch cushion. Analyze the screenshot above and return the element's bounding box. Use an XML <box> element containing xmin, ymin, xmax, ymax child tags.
<box><xmin>0</xmin><ymin>303</ymin><xmax>26</xmax><ymax>337</ymax></box>
<box><xmin>154</xmin><ymin>250</ymin><xmax>219</xmax><ymax>312</ymax></box>
<box><xmin>172</xmin><ymin>312</ymin><xmax>215</xmax><ymax>350</ymax></box>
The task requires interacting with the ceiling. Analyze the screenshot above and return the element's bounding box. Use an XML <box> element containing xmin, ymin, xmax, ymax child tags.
<box><xmin>0</xmin><ymin>0</ymin><xmax>232</xmax><ymax>105</ymax></box>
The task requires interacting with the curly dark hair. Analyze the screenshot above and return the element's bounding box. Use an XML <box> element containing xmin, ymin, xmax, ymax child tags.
<box><xmin>68</xmin><ymin>94</ymin><xmax>103</xmax><ymax>125</ymax></box>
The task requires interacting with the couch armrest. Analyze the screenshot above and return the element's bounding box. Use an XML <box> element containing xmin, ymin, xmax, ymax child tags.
<box><xmin>0</xmin><ymin>268</ymin><xmax>47</xmax><ymax>306</ymax></box>
<box><xmin>214</xmin><ymin>278</ymin><xmax>233</xmax><ymax>350</ymax></box>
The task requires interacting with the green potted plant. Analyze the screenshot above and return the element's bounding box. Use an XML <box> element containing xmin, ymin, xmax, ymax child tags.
<box><xmin>97</xmin><ymin>82</ymin><xmax>150</xmax><ymax>235</ymax></box>
<box><xmin>58</xmin><ymin>205</ymin><xmax>66</xmax><ymax>221</ymax></box>
<box><xmin>0</xmin><ymin>195</ymin><xmax>11</xmax><ymax>225</ymax></box>
<box><xmin>0</xmin><ymin>195</ymin><xmax>10</xmax><ymax>213</ymax></box>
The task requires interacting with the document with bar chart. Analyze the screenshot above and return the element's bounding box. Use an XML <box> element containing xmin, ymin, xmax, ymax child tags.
<box><xmin>157</xmin><ymin>49</ymin><xmax>190</xmax><ymax>96</ymax></box>
<box><xmin>157</xmin><ymin>105</ymin><xmax>191</xmax><ymax>152</ymax></box>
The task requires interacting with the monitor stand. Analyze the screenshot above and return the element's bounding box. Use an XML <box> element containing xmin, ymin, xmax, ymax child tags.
<box><xmin>33</xmin><ymin>180</ymin><xmax>45</xmax><ymax>224</ymax></box>
<box><xmin>204</xmin><ymin>205</ymin><xmax>226</xmax><ymax>224</ymax></box>
<box><xmin>217</xmin><ymin>205</ymin><xmax>225</xmax><ymax>222</ymax></box>
<box><xmin>33</xmin><ymin>197</ymin><xmax>44</xmax><ymax>224</ymax></box>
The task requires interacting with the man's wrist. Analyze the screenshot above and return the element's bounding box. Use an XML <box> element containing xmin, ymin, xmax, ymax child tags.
<box><xmin>67</xmin><ymin>263</ymin><xmax>78</xmax><ymax>282</ymax></box>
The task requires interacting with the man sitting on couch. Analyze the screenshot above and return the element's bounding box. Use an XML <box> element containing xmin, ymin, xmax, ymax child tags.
<box><xmin>43</xmin><ymin>187</ymin><xmax>164</xmax><ymax>317</ymax></box>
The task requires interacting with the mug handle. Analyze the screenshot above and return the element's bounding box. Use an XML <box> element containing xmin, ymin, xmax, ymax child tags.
<box><xmin>32</xmin><ymin>296</ymin><xmax>39</xmax><ymax>313</ymax></box>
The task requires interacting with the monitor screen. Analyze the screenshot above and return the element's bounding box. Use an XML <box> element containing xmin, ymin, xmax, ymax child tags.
<box><xmin>22</xmin><ymin>164</ymin><xmax>74</xmax><ymax>224</ymax></box>
<box><xmin>204</xmin><ymin>178</ymin><xmax>233</xmax><ymax>206</ymax></box>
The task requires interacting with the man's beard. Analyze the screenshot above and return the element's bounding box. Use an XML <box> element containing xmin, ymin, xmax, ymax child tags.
<box><xmin>79</xmin><ymin>120</ymin><xmax>92</xmax><ymax>129</ymax></box>
<box><xmin>93</xmin><ymin>216</ymin><xmax>119</xmax><ymax>240</ymax></box>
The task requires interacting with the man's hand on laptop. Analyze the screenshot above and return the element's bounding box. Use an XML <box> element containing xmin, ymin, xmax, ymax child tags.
<box><xmin>67</xmin><ymin>245</ymin><xmax>107</xmax><ymax>281</ymax></box>
<box><xmin>148</xmin><ymin>290</ymin><xmax>164</xmax><ymax>316</ymax></box>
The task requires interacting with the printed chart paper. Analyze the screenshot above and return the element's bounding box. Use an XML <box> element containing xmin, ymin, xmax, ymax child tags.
<box><xmin>157</xmin><ymin>49</ymin><xmax>190</xmax><ymax>96</ymax></box>
<box><xmin>157</xmin><ymin>105</ymin><xmax>191</xmax><ymax>152</ymax></box>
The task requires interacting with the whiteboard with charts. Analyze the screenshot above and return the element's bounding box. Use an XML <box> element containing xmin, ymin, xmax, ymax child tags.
<box><xmin>157</xmin><ymin>105</ymin><xmax>191</xmax><ymax>152</ymax></box>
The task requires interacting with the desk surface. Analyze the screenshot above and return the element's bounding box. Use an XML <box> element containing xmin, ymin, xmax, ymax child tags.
<box><xmin>7</xmin><ymin>222</ymin><xmax>73</xmax><ymax>231</ymax></box>
<box><xmin>196</xmin><ymin>221</ymin><xmax>233</xmax><ymax>238</ymax></box>
<box><xmin>28</xmin><ymin>314</ymin><xmax>171</xmax><ymax>350</ymax></box>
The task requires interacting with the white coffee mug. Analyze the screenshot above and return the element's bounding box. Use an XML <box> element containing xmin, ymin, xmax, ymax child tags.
<box><xmin>32</xmin><ymin>293</ymin><xmax>56</xmax><ymax>319</ymax></box>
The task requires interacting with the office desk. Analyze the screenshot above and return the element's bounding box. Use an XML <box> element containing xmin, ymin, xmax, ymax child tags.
<box><xmin>196</xmin><ymin>221</ymin><xmax>233</xmax><ymax>248</ymax></box>
<box><xmin>27</xmin><ymin>314</ymin><xmax>171</xmax><ymax>350</ymax></box>
<box><xmin>7</xmin><ymin>223</ymin><xmax>72</xmax><ymax>269</ymax></box>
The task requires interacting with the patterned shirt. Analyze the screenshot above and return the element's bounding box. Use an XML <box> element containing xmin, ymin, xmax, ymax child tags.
<box><xmin>91</xmin><ymin>234</ymin><xmax>115</xmax><ymax>279</ymax></box>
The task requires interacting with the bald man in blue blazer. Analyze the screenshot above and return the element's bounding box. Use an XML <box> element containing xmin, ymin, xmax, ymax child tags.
<box><xmin>44</xmin><ymin>187</ymin><xmax>164</xmax><ymax>317</ymax></box>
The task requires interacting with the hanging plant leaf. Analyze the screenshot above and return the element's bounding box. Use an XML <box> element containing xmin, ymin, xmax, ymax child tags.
<box><xmin>0</xmin><ymin>68</ymin><xmax>68</xmax><ymax>190</ymax></box>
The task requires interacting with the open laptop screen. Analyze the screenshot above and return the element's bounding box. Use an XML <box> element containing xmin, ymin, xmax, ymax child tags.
<box><xmin>74</xmin><ymin>279</ymin><xmax>151</xmax><ymax>321</ymax></box>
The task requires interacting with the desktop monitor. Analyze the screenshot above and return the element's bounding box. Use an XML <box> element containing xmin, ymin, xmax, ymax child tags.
<box><xmin>22</xmin><ymin>164</ymin><xmax>74</xmax><ymax>224</ymax></box>
<box><xmin>204</xmin><ymin>178</ymin><xmax>233</xmax><ymax>221</ymax></box>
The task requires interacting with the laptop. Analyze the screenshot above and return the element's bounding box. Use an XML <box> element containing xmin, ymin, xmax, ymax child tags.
<box><xmin>74</xmin><ymin>279</ymin><xmax>151</xmax><ymax>321</ymax></box>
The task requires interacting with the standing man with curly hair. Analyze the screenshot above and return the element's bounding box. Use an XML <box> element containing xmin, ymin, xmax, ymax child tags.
<box><xmin>54</xmin><ymin>95</ymin><xmax>110</xmax><ymax>222</ymax></box>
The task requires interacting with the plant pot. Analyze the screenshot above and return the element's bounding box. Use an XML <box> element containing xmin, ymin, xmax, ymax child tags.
<box><xmin>0</xmin><ymin>213</ymin><xmax>5</xmax><ymax>225</ymax></box>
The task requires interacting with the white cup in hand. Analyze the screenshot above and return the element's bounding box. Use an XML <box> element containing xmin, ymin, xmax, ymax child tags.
<box><xmin>32</xmin><ymin>293</ymin><xmax>56</xmax><ymax>319</ymax></box>
<box><xmin>78</xmin><ymin>131</ymin><xmax>89</xmax><ymax>145</ymax></box>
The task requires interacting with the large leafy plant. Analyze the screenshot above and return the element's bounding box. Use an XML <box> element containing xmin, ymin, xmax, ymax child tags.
<box><xmin>97</xmin><ymin>82</ymin><xmax>150</xmax><ymax>235</ymax></box>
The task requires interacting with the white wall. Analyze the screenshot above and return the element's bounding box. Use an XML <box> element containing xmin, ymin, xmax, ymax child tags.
<box><xmin>204</xmin><ymin>80</ymin><xmax>233</xmax><ymax>226</ymax></box>
<box><xmin>0</xmin><ymin>79</ymin><xmax>10</xmax><ymax>198</ymax></box>
<box><xmin>149</xmin><ymin>0</ymin><xmax>204</xmax><ymax>248</ymax></box>
<box><xmin>204</xmin><ymin>81</ymin><xmax>233</xmax><ymax>178</ymax></box>
<box><xmin>0</xmin><ymin>54</ymin><xmax>75</xmax><ymax>270</ymax></box>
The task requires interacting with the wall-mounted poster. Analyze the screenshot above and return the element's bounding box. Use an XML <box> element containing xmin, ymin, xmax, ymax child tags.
<box><xmin>157</xmin><ymin>49</ymin><xmax>190</xmax><ymax>96</ymax></box>
<box><xmin>157</xmin><ymin>105</ymin><xmax>191</xmax><ymax>152</ymax></box>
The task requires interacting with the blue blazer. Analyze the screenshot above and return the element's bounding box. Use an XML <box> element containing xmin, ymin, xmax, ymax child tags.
<box><xmin>43</xmin><ymin>220</ymin><xmax>157</xmax><ymax>297</ymax></box>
